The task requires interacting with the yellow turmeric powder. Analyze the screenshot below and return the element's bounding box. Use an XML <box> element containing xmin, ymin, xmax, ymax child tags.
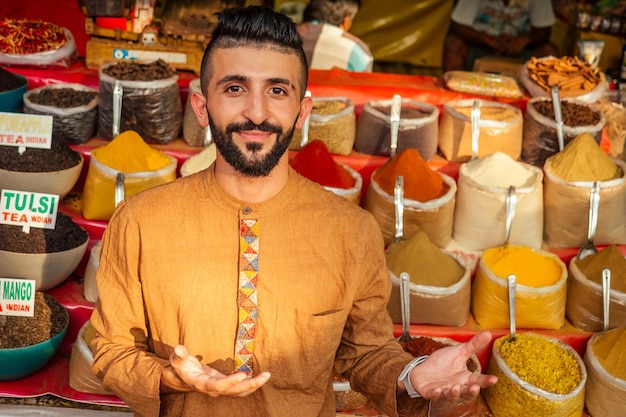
<box><xmin>91</xmin><ymin>130</ymin><xmax>172</xmax><ymax>173</ymax></box>
<box><xmin>482</xmin><ymin>245</ymin><xmax>563</xmax><ymax>287</ymax></box>
<box><xmin>546</xmin><ymin>132</ymin><xmax>623</xmax><ymax>182</ymax></box>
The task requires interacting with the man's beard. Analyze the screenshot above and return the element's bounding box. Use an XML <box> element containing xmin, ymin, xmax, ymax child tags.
<box><xmin>208</xmin><ymin>113</ymin><xmax>296</xmax><ymax>177</ymax></box>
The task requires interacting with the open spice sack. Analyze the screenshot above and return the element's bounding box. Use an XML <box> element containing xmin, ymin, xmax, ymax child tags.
<box><xmin>97</xmin><ymin>59</ymin><xmax>182</xmax><ymax>144</ymax></box>
<box><xmin>484</xmin><ymin>333</ymin><xmax>587</xmax><ymax>417</ymax></box>
<box><xmin>584</xmin><ymin>328</ymin><xmax>626</xmax><ymax>417</ymax></box>
<box><xmin>472</xmin><ymin>245</ymin><xmax>567</xmax><ymax>330</ymax></box>
<box><xmin>453</xmin><ymin>152</ymin><xmax>543</xmax><ymax>251</ymax></box>
<box><xmin>23</xmin><ymin>83</ymin><xmax>98</xmax><ymax>145</ymax></box>
<box><xmin>82</xmin><ymin>130</ymin><xmax>178</xmax><ymax>221</ymax></box>
<box><xmin>521</xmin><ymin>96</ymin><xmax>605</xmax><ymax>167</ymax></box>
<box><xmin>543</xmin><ymin>133</ymin><xmax>626</xmax><ymax>248</ymax></box>
<box><xmin>438</xmin><ymin>99</ymin><xmax>523</xmax><ymax>162</ymax></box>
<box><xmin>386</xmin><ymin>231</ymin><xmax>471</xmax><ymax>327</ymax></box>
<box><xmin>566</xmin><ymin>245</ymin><xmax>626</xmax><ymax>332</ymax></box>
<box><xmin>290</xmin><ymin>96</ymin><xmax>355</xmax><ymax>155</ymax></box>
<box><xmin>289</xmin><ymin>140</ymin><xmax>362</xmax><ymax>204</ymax></box>
<box><xmin>363</xmin><ymin>149</ymin><xmax>455</xmax><ymax>248</ymax></box>
<box><xmin>354</xmin><ymin>98</ymin><xmax>439</xmax><ymax>160</ymax></box>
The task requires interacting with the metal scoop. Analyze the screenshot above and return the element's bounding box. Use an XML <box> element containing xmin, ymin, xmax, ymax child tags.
<box><xmin>504</xmin><ymin>186</ymin><xmax>517</xmax><ymax>246</ymax></box>
<box><xmin>577</xmin><ymin>181</ymin><xmax>600</xmax><ymax>260</ymax></box>
<box><xmin>602</xmin><ymin>268</ymin><xmax>611</xmax><ymax>332</ymax></box>
<box><xmin>470</xmin><ymin>99</ymin><xmax>480</xmax><ymax>160</ymax></box>
<box><xmin>507</xmin><ymin>274</ymin><xmax>517</xmax><ymax>342</ymax></box>
<box><xmin>393</xmin><ymin>176</ymin><xmax>404</xmax><ymax>245</ymax></box>
<box><xmin>389</xmin><ymin>94</ymin><xmax>401</xmax><ymax>157</ymax></box>
<box><xmin>551</xmin><ymin>85</ymin><xmax>565</xmax><ymax>152</ymax></box>
<box><xmin>398</xmin><ymin>272</ymin><xmax>413</xmax><ymax>344</ymax></box>
<box><xmin>115</xmin><ymin>172</ymin><xmax>125</xmax><ymax>207</ymax></box>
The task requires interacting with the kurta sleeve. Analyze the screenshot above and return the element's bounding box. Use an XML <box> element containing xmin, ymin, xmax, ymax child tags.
<box><xmin>334</xmin><ymin>212</ymin><xmax>415</xmax><ymax>417</ymax></box>
<box><xmin>89</xmin><ymin>200</ymin><xmax>169</xmax><ymax>417</ymax></box>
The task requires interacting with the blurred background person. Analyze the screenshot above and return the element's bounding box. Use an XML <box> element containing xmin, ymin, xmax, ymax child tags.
<box><xmin>443</xmin><ymin>0</ymin><xmax>560</xmax><ymax>72</ymax></box>
<box><xmin>297</xmin><ymin>0</ymin><xmax>374</xmax><ymax>72</ymax></box>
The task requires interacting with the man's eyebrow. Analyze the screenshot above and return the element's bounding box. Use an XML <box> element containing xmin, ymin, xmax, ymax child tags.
<box><xmin>215</xmin><ymin>74</ymin><xmax>247</xmax><ymax>86</ymax></box>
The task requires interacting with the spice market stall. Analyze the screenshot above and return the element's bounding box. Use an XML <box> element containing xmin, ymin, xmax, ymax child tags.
<box><xmin>1</xmin><ymin>55</ymin><xmax>624</xmax><ymax>417</ymax></box>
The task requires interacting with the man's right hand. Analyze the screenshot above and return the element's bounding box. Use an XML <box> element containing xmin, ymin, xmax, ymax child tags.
<box><xmin>161</xmin><ymin>344</ymin><xmax>271</xmax><ymax>396</ymax></box>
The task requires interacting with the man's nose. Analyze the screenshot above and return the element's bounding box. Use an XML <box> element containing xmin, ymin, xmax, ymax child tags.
<box><xmin>242</xmin><ymin>91</ymin><xmax>270</xmax><ymax>125</ymax></box>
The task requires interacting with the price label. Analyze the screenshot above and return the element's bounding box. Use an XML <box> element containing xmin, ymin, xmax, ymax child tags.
<box><xmin>0</xmin><ymin>112</ymin><xmax>53</xmax><ymax>150</ymax></box>
<box><xmin>0</xmin><ymin>278</ymin><xmax>36</xmax><ymax>317</ymax></box>
<box><xmin>0</xmin><ymin>189</ymin><xmax>59</xmax><ymax>232</ymax></box>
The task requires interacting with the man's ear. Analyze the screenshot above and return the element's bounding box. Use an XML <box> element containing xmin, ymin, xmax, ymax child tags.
<box><xmin>295</xmin><ymin>94</ymin><xmax>313</xmax><ymax>129</ymax></box>
<box><xmin>190</xmin><ymin>92</ymin><xmax>209</xmax><ymax>127</ymax></box>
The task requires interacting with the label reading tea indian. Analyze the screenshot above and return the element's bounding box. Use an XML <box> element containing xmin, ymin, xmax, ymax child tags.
<box><xmin>0</xmin><ymin>112</ymin><xmax>53</xmax><ymax>150</ymax></box>
<box><xmin>0</xmin><ymin>278</ymin><xmax>36</xmax><ymax>317</ymax></box>
<box><xmin>0</xmin><ymin>189</ymin><xmax>59</xmax><ymax>233</ymax></box>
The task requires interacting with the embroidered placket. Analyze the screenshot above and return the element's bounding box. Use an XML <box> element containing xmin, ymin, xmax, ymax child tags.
<box><xmin>235</xmin><ymin>218</ymin><xmax>259</xmax><ymax>375</ymax></box>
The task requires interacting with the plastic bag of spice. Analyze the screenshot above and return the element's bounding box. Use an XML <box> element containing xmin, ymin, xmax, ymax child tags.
<box><xmin>82</xmin><ymin>131</ymin><xmax>178</xmax><ymax>221</ymax></box>
<box><xmin>543</xmin><ymin>159</ymin><xmax>626</xmax><ymax>248</ymax></box>
<box><xmin>97</xmin><ymin>60</ymin><xmax>182</xmax><ymax>144</ymax></box>
<box><xmin>566</xmin><ymin>251</ymin><xmax>626</xmax><ymax>332</ymax></box>
<box><xmin>23</xmin><ymin>83</ymin><xmax>98</xmax><ymax>145</ymax></box>
<box><xmin>521</xmin><ymin>97</ymin><xmax>605</xmax><ymax>167</ymax></box>
<box><xmin>69</xmin><ymin>320</ymin><xmax>111</xmax><ymax>395</ymax></box>
<box><xmin>182</xmin><ymin>78</ymin><xmax>208</xmax><ymax>147</ymax></box>
<box><xmin>472</xmin><ymin>245</ymin><xmax>568</xmax><ymax>330</ymax></box>
<box><xmin>584</xmin><ymin>328</ymin><xmax>626</xmax><ymax>417</ymax></box>
<box><xmin>438</xmin><ymin>99</ymin><xmax>523</xmax><ymax>162</ymax></box>
<box><xmin>290</xmin><ymin>96</ymin><xmax>355</xmax><ymax>155</ymax></box>
<box><xmin>386</xmin><ymin>240</ymin><xmax>471</xmax><ymax>326</ymax></box>
<box><xmin>485</xmin><ymin>333</ymin><xmax>586</xmax><ymax>417</ymax></box>
<box><xmin>354</xmin><ymin>98</ymin><xmax>439</xmax><ymax>160</ymax></box>
<box><xmin>0</xmin><ymin>26</ymin><xmax>77</xmax><ymax>69</ymax></box>
<box><xmin>453</xmin><ymin>153</ymin><xmax>544</xmax><ymax>251</ymax></box>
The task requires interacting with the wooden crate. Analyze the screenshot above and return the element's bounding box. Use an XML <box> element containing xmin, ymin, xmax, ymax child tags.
<box><xmin>85</xmin><ymin>37</ymin><xmax>206</xmax><ymax>74</ymax></box>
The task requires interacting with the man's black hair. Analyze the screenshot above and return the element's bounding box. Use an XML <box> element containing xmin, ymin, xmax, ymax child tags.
<box><xmin>200</xmin><ymin>6</ymin><xmax>308</xmax><ymax>97</ymax></box>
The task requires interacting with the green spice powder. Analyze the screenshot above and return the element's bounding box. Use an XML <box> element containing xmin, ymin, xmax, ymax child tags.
<box><xmin>497</xmin><ymin>334</ymin><xmax>581</xmax><ymax>394</ymax></box>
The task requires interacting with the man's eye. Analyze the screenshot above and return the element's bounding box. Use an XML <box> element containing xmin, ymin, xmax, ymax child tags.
<box><xmin>227</xmin><ymin>85</ymin><xmax>242</xmax><ymax>93</ymax></box>
<box><xmin>271</xmin><ymin>87</ymin><xmax>285</xmax><ymax>95</ymax></box>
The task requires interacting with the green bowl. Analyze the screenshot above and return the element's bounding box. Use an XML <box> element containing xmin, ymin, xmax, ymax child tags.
<box><xmin>0</xmin><ymin>300</ymin><xmax>68</xmax><ymax>381</ymax></box>
<box><xmin>0</xmin><ymin>73</ymin><xmax>28</xmax><ymax>112</ymax></box>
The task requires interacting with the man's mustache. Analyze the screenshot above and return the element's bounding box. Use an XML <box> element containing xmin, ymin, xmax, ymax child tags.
<box><xmin>226</xmin><ymin>120</ymin><xmax>282</xmax><ymax>135</ymax></box>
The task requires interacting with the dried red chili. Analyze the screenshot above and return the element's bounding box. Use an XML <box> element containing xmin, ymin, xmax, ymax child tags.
<box><xmin>290</xmin><ymin>140</ymin><xmax>356</xmax><ymax>189</ymax></box>
<box><xmin>0</xmin><ymin>18</ymin><xmax>67</xmax><ymax>55</ymax></box>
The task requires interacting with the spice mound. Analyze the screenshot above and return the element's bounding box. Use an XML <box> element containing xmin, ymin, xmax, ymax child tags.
<box><xmin>0</xmin><ymin>212</ymin><xmax>88</xmax><ymax>254</ymax></box>
<box><xmin>0</xmin><ymin>18</ymin><xmax>67</xmax><ymax>54</ymax></box>
<box><xmin>27</xmin><ymin>87</ymin><xmax>97</xmax><ymax>108</ymax></box>
<box><xmin>526</xmin><ymin>55</ymin><xmax>602</xmax><ymax>96</ymax></box>
<box><xmin>0</xmin><ymin>67</ymin><xmax>27</xmax><ymax>92</ymax></box>
<box><xmin>0</xmin><ymin>292</ymin><xmax>67</xmax><ymax>348</ymax></box>
<box><xmin>461</xmin><ymin>151</ymin><xmax>537</xmax><ymax>189</ymax></box>
<box><xmin>373</xmin><ymin>148</ymin><xmax>448</xmax><ymax>202</ymax></box>
<box><xmin>386</xmin><ymin>231</ymin><xmax>465</xmax><ymax>288</ymax></box>
<box><xmin>290</xmin><ymin>140</ymin><xmax>355</xmax><ymax>189</ymax></box>
<box><xmin>577</xmin><ymin>244</ymin><xmax>626</xmax><ymax>293</ymax></box>
<box><xmin>482</xmin><ymin>245</ymin><xmax>564</xmax><ymax>288</ymax></box>
<box><xmin>590</xmin><ymin>327</ymin><xmax>626</xmax><ymax>380</ymax></box>
<box><xmin>533</xmin><ymin>99</ymin><xmax>601</xmax><ymax>127</ymax></box>
<box><xmin>102</xmin><ymin>59</ymin><xmax>176</xmax><ymax>81</ymax></box>
<box><xmin>92</xmin><ymin>130</ymin><xmax>173</xmax><ymax>173</ymax></box>
<box><xmin>546</xmin><ymin>132</ymin><xmax>623</xmax><ymax>182</ymax></box>
<box><xmin>0</xmin><ymin>139</ymin><xmax>82</xmax><ymax>172</ymax></box>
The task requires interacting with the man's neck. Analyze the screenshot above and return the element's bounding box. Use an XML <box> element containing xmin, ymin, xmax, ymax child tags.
<box><xmin>213</xmin><ymin>155</ymin><xmax>290</xmax><ymax>204</ymax></box>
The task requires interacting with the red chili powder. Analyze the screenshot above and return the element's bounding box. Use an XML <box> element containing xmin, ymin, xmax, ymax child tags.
<box><xmin>373</xmin><ymin>148</ymin><xmax>448</xmax><ymax>202</ymax></box>
<box><xmin>290</xmin><ymin>140</ymin><xmax>356</xmax><ymax>189</ymax></box>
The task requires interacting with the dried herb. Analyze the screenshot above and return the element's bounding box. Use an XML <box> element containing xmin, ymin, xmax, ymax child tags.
<box><xmin>0</xmin><ymin>18</ymin><xmax>67</xmax><ymax>54</ymax></box>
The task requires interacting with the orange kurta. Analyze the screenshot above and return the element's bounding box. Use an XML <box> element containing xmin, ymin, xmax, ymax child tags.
<box><xmin>90</xmin><ymin>166</ymin><xmax>413</xmax><ymax>417</ymax></box>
